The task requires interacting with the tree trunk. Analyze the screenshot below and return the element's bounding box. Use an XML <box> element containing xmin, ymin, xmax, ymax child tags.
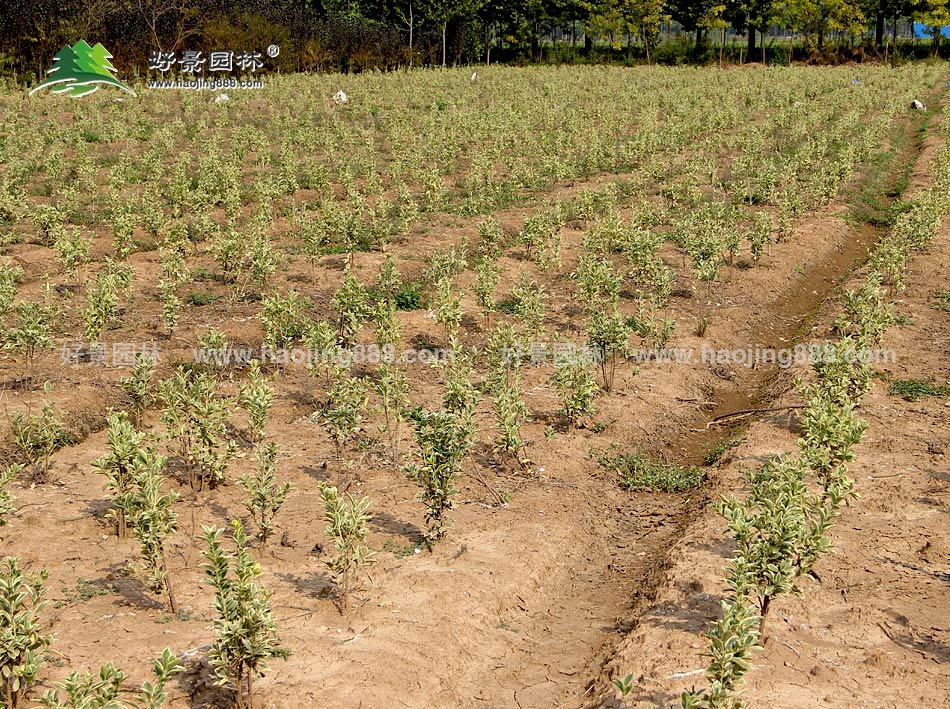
<box><xmin>696</xmin><ymin>27</ymin><xmax>702</xmax><ymax>48</ymax></box>
<box><xmin>442</xmin><ymin>21</ymin><xmax>447</xmax><ymax>67</ymax></box>
<box><xmin>720</xmin><ymin>26</ymin><xmax>725</xmax><ymax>68</ymax></box>
<box><xmin>748</xmin><ymin>28</ymin><xmax>756</xmax><ymax>59</ymax></box>
<box><xmin>408</xmin><ymin>5</ymin><xmax>414</xmax><ymax>67</ymax></box>
<box><xmin>584</xmin><ymin>32</ymin><xmax>592</xmax><ymax>53</ymax></box>
<box><xmin>875</xmin><ymin>15</ymin><xmax>885</xmax><ymax>46</ymax></box>
<box><xmin>762</xmin><ymin>26</ymin><xmax>766</xmax><ymax>64</ymax></box>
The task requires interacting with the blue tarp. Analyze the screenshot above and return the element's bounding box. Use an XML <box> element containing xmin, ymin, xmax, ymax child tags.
<box><xmin>912</xmin><ymin>23</ymin><xmax>950</xmax><ymax>39</ymax></box>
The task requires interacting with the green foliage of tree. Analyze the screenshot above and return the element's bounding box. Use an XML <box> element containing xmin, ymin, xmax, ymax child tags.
<box><xmin>0</xmin><ymin>557</ymin><xmax>51</xmax><ymax>709</ymax></box>
<box><xmin>238</xmin><ymin>442</ymin><xmax>293</xmax><ymax>546</ymax></box>
<box><xmin>404</xmin><ymin>406</ymin><xmax>477</xmax><ymax>549</ymax></box>
<box><xmin>318</xmin><ymin>482</ymin><xmax>375</xmax><ymax>612</ymax></box>
<box><xmin>201</xmin><ymin>521</ymin><xmax>291</xmax><ymax>709</ymax></box>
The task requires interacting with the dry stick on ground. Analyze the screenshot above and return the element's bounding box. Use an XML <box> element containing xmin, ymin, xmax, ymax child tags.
<box><xmin>469</xmin><ymin>468</ymin><xmax>506</xmax><ymax>506</ymax></box>
<box><xmin>692</xmin><ymin>404</ymin><xmax>807</xmax><ymax>431</ymax></box>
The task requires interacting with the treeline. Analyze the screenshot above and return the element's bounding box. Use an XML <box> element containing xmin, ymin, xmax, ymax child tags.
<box><xmin>1</xmin><ymin>0</ymin><xmax>949</xmax><ymax>77</ymax></box>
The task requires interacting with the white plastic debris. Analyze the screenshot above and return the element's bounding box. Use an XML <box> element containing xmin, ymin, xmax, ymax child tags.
<box><xmin>911</xmin><ymin>99</ymin><xmax>927</xmax><ymax>111</ymax></box>
<box><xmin>214</xmin><ymin>93</ymin><xmax>229</xmax><ymax>103</ymax></box>
<box><xmin>333</xmin><ymin>90</ymin><xmax>348</xmax><ymax>105</ymax></box>
<box><xmin>470</xmin><ymin>71</ymin><xmax>478</xmax><ymax>84</ymax></box>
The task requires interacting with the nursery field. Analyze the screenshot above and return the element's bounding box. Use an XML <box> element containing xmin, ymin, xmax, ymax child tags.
<box><xmin>0</xmin><ymin>64</ymin><xmax>948</xmax><ymax>708</ymax></box>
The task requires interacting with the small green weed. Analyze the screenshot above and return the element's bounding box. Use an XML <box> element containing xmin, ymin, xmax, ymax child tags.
<box><xmin>395</xmin><ymin>280</ymin><xmax>425</xmax><ymax>310</ymax></box>
<box><xmin>704</xmin><ymin>438</ymin><xmax>744</xmax><ymax>466</ymax></box>
<box><xmin>599</xmin><ymin>448</ymin><xmax>703</xmax><ymax>492</ymax></box>
<box><xmin>53</xmin><ymin>578</ymin><xmax>112</xmax><ymax>608</ymax></box>
<box><xmin>186</xmin><ymin>292</ymin><xmax>220</xmax><ymax>306</ymax></box>
<box><xmin>888</xmin><ymin>378</ymin><xmax>950</xmax><ymax>401</ymax></box>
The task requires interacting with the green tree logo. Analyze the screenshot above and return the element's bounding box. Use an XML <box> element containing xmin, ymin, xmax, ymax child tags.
<box><xmin>29</xmin><ymin>40</ymin><xmax>136</xmax><ymax>99</ymax></box>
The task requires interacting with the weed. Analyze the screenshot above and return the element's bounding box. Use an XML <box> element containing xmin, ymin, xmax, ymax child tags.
<box><xmin>186</xmin><ymin>291</ymin><xmax>220</xmax><ymax>306</ymax></box>
<box><xmin>601</xmin><ymin>448</ymin><xmax>703</xmax><ymax>492</ymax></box>
<box><xmin>888</xmin><ymin>378</ymin><xmax>950</xmax><ymax>401</ymax></box>
<box><xmin>704</xmin><ymin>438</ymin><xmax>743</xmax><ymax>466</ymax></box>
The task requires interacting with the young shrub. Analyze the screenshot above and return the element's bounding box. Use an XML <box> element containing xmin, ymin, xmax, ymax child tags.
<box><xmin>0</xmin><ymin>261</ymin><xmax>23</xmax><ymax>316</ymax></box>
<box><xmin>304</xmin><ymin>319</ymin><xmax>339</xmax><ymax>385</ymax></box>
<box><xmin>372</xmin><ymin>297</ymin><xmax>401</xmax><ymax>351</ymax></box>
<box><xmin>679</xmin><ymin>566</ymin><xmax>760</xmax><ymax>709</ymax></box>
<box><xmin>260</xmin><ymin>290</ymin><xmax>309</xmax><ymax>350</ymax></box>
<box><xmin>332</xmin><ymin>267</ymin><xmax>371</xmax><ymax>348</ymax></box>
<box><xmin>196</xmin><ymin>328</ymin><xmax>229</xmax><ymax>369</ymax></box>
<box><xmin>374</xmin><ymin>255</ymin><xmax>401</xmax><ymax>301</ymax></box>
<box><xmin>492</xmin><ymin>372</ymin><xmax>529</xmax><ymax>460</ymax></box>
<box><xmin>475</xmin><ymin>217</ymin><xmax>506</xmax><ymax>262</ymax></box>
<box><xmin>38</xmin><ymin>649</ymin><xmax>183</xmax><ymax>709</ymax></box>
<box><xmin>92</xmin><ymin>411</ymin><xmax>147</xmax><ymax>538</ymax></box>
<box><xmin>9</xmin><ymin>384</ymin><xmax>73</xmax><ymax>482</ymax></box>
<box><xmin>373</xmin><ymin>362</ymin><xmax>409</xmax><ymax>464</ymax></box>
<box><xmin>810</xmin><ymin>336</ymin><xmax>873</xmax><ymax>405</ymax></box>
<box><xmin>472</xmin><ymin>256</ymin><xmax>500</xmax><ymax>324</ymax></box>
<box><xmin>52</xmin><ymin>226</ymin><xmax>92</xmax><ymax>282</ymax></box>
<box><xmin>586</xmin><ymin>308</ymin><xmax>630</xmax><ymax>393</ymax></box>
<box><xmin>796</xmin><ymin>385</ymin><xmax>865</xmax><ymax>505</ymax></box>
<box><xmin>572</xmin><ymin>252</ymin><xmax>621</xmax><ymax>310</ymax></box>
<box><xmin>483</xmin><ymin>322</ymin><xmax>525</xmax><ymax>394</ymax></box>
<box><xmin>238</xmin><ymin>441</ymin><xmax>293</xmax><ymax>545</ymax></box>
<box><xmin>248</xmin><ymin>232</ymin><xmax>281</xmax><ymax>292</ymax></box>
<box><xmin>4</xmin><ymin>301</ymin><xmax>54</xmax><ymax>381</ymax></box>
<box><xmin>433</xmin><ymin>274</ymin><xmax>462</xmax><ymax>340</ymax></box>
<box><xmin>403</xmin><ymin>407</ymin><xmax>477</xmax><ymax>549</ymax></box>
<box><xmin>520</xmin><ymin>207</ymin><xmax>563</xmax><ymax>270</ymax></box>
<box><xmin>119</xmin><ymin>354</ymin><xmax>155</xmax><ymax>426</ymax></box>
<box><xmin>747</xmin><ymin>211</ymin><xmax>772</xmax><ymax>262</ymax></box>
<box><xmin>158</xmin><ymin>367</ymin><xmax>236</xmax><ymax>493</ymax></box>
<box><xmin>317</xmin><ymin>482</ymin><xmax>375</xmax><ymax>612</ymax></box>
<box><xmin>717</xmin><ymin>456</ymin><xmax>824</xmax><ymax>639</ymax></box>
<box><xmin>439</xmin><ymin>340</ymin><xmax>481</xmax><ymax>417</ymax></box>
<box><xmin>511</xmin><ymin>275</ymin><xmax>546</xmax><ymax>339</ymax></box>
<box><xmin>201</xmin><ymin>521</ymin><xmax>291</xmax><ymax>709</ymax></box>
<box><xmin>0</xmin><ymin>464</ymin><xmax>21</xmax><ymax>531</ymax></box>
<box><xmin>158</xmin><ymin>280</ymin><xmax>182</xmax><ymax>333</ymax></box>
<box><xmin>629</xmin><ymin>304</ymin><xmax>676</xmax><ymax>350</ymax></box>
<box><xmin>323</xmin><ymin>372</ymin><xmax>369</xmax><ymax>460</ymax></box>
<box><xmin>0</xmin><ymin>556</ymin><xmax>52</xmax><ymax>709</ymax></box>
<box><xmin>109</xmin><ymin>205</ymin><xmax>138</xmax><ymax>262</ymax></box>
<box><xmin>551</xmin><ymin>358</ymin><xmax>598</xmax><ymax>429</ymax></box>
<box><xmin>82</xmin><ymin>270</ymin><xmax>121</xmax><ymax>344</ymax></box>
<box><xmin>834</xmin><ymin>272</ymin><xmax>892</xmax><ymax>347</ymax></box>
<box><xmin>238</xmin><ymin>360</ymin><xmax>274</xmax><ymax>442</ymax></box>
<box><xmin>117</xmin><ymin>448</ymin><xmax>179</xmax><ymax>613</ymax></box>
